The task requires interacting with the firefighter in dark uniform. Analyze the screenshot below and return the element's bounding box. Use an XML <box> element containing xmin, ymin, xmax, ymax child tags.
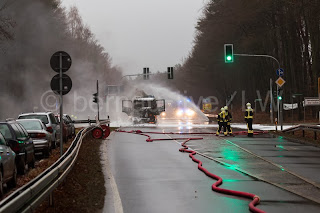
<box><xmin>216</xmin><ymin>107</ymin><xmax>227</xmax><ymax>136</ymax></box>
<box><xmin>224</xmin><ymin>106</ymin><xmax>233</xmax><ymax>136</ymax></box>
<box><xmin>245</xmin><ymin>103</ymin><xmax>254</xmax><ymax>137</ymax></box>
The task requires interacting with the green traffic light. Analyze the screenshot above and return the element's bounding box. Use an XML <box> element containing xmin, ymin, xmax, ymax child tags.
<box><xmin>226</xmin><ymin>56</ymin><xmax>232</xmax><ymax>61</ymax></box>
<box><xmin>278</xmin><ymin>96</ymin><xmax>282</xmax><ymax>100</ymax></box>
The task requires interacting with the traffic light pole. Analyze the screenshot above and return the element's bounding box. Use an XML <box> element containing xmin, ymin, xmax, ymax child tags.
<box><xmin>234</xmin><ymin>53</ymin><xmax>282</xmax><ymax>129</ymax></box>
<box><xmin>121</xmin><ymin>73</ymin><xmax>155</xmax><ymax>80</ymax></box>
<box><xmin>97</xmin><ymin>80</ymin><xmax>99</xmax><ymax>120</ymax></box>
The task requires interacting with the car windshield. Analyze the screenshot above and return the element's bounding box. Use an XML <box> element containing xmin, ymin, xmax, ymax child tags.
<box><xmin>19</xmin><ymin>115</ymin><xmax>49</xmax><ymax>124</ymax></box>
<box><xmin>18</xmin><ymin>120</ymin><xmax>43</xmax><ymax>131</ymax></box>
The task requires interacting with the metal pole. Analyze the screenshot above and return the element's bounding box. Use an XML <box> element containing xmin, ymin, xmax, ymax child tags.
<box><xmin>59</xmin><ymin>53</ymin><xmax>63</xmax><ymax>156</ymax></box>
<box><xmin>304</xmin><ymin>103</ymin><xmax>306</xmax><ymax>123</ymax></box>
<box><xmin>97</xmin><ymin>80</ymin><xmax>100</xmax><ymax>121</ymax></box>
<box><xmin>234</xmin><ymin>54</ymin><xmax>280</xmax><ymax>69</ymax></box>
<box><xmin>280</xmin><ymin>99</ymin><xmax>283</xmax><ymax>130</ymax></box>
<box><xmin>235</xmin><ymin>54</ymin><xmax>281</xmax><ymax>125</ymax></box>
<box><xmin>291</xmin><ymin>95</ymin><xmax>293</xmax><ymax>125</ymax></box>
<box><xmin>270</xmin><ymin>78</ymin><xmax>273</xmax><ymax>124</ymax></box>
<box><xmin>277</xmin><ymin>85</ymin><xmax>279</xmax><ymax>127</ymax></box>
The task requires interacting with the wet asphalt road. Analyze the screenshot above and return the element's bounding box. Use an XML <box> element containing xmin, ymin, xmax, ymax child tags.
<box><xmin>103</xmin><ymin>124</ymin><xmax>320</xmax><ymax>213</ymax></box>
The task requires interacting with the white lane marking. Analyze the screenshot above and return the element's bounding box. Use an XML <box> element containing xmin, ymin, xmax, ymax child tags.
<box><xmin>102</xmin><ymin>133</ymin><xmax>124</xmax><ymax>213</ymax></box>
<box><xmin>161</xmin><ymin>128</ymin><xmax>320</xmax><ymax>204</ymax></box>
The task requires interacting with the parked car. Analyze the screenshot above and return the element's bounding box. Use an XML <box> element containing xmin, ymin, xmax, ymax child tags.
<box><xmin>17</xmin><ymin>119</ymin><xmax>52</xmax><ymax>157</ymax></box>
<box><xmin>55</xmin><ymin>115</ymin><xmax>71</xmax><ymax>142</ymax></box>
<box><xmin>0</xmin><ymin>132</ymin><xmax>17</xmax><ymax>197</ymax></box>
<box><xmin>0</xmin><ymin>120</ymin><xmax>35</xmax><ymax>174</ymax></box>
<box><xmin>18</xmin><ymin>112</ymin><xmax>60</xmax><ymax>148</ymax></box>
<box><xmin>64</xmin><ymin>114</ymin><xmax>75</xmax><ymax>137</ymax></box>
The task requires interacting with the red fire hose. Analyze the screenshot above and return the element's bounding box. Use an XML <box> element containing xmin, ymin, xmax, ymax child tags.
<box><xmin>117</xmin><ymin>129</ymin><xmax>266</xmax><ymax>213</ymax></box>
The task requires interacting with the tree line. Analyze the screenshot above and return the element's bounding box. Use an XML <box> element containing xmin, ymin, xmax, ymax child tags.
<box><xmin>0</xmin><ymin>0</ymin><xmax>122</xmax><ymax>119</ymax></box>
<box><xmin>165</xmin><ymin>0</ymin><xmax>320</xmax><ymax>118</ymax></box>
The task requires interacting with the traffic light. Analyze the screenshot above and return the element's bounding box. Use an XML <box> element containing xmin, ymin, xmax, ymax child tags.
<box><xmin>143</xmin><ymin>67</ymin><xmax>150</xmax><ymax>80</ymax></box>
<box><xmin>168</xmin><ymin>67</ymin><xmax>174</xmax><ymax>79</ymax></box>
<box><xmin>224</xmin><ymin>44</ymin><xmax>234</xmax><ymax>63</ymax></box>
<box><xmin>93</xmin><ymin>93</ymin><xmax>98</xmax><ymax>103</ymax></box>
<box><xmin>277</xmin><ymin>88</ymin><xmax>283</xmax><ymax>100</ymax></box>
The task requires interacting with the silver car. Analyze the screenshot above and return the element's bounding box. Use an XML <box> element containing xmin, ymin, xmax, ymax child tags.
<box><xmin>17</xmin><ymin>119</ymin><xmax>52</xmax><ymax>157</ymax></box>
<box><xmin>0</xmin><ymin>132</ymin><xmax>17</xmax><ymax>197</ymax></box>
<box><xmin>18</xmin><ymin>112</ymin><xmax>60</xmax><ymax>148</ymax></box>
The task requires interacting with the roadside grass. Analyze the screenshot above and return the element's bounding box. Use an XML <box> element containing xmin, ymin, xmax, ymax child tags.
<box><xmin>35</xmin><ymin>131</ymin><xmax>106</xmax><ymax>213</ymax></box>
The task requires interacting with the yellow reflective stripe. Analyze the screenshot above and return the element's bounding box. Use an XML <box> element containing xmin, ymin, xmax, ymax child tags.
<box><xmin>245</xmin><ymin>109</ymin><xmax>253</xmax><ymax>119</ymax></box>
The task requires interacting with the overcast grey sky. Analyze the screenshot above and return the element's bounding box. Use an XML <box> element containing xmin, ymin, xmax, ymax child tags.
<box><xmin>61</xmin><ymin>0</ymin><xmax>207</xmax><ymax>75</ymax></box>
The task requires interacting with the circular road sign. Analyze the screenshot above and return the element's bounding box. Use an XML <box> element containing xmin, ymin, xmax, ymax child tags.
<box><xmin>276</xmin><ymin>68</ymin><xmax>284</xmax><ymax>77</ymax></box>
<box><xmin>50</xmin><ymin>74</ymin><xmax>72</xmax><ymax>95</ymax></box>
<box><xmin>50</xmin><ymin>51</ymin><xmax>72</xmax><ymax>73</ymax></box>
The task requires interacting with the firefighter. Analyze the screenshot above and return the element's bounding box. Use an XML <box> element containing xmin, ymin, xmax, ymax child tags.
<box><xmin>216</xmin><ymin>107</ymin><xmax>227</xmax><ymax>136</ymax></box>
<box><xmin>245</xmin><ymin>102</ymin><xmax>254</xmax><ymax>137</ymax></box>
<box><xmin>224</xmin><ymin>106</ymin><xmax>233</xmax><ymax>136</ymax></box>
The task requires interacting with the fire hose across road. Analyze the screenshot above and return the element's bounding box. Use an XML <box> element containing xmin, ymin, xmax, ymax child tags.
<box><xmin>116</xmin><ymin>129</ymin><xmax>265</xmax><ymax>213</ymax></box>
<box><xmin>111</xmin><ymin>128</ymin><xmax>320</xmax><ymax>213</ymax></box>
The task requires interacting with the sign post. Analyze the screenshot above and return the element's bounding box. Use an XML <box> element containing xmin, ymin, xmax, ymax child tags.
<box><xmin>50</xmin><ymin>51</ymin><xmax>72</xmax><ymax>156</ymax></box>
<box><xmin>275</xmin><ymin>76</ymin><xmax>285</xmax><ymax>130</ymax></box>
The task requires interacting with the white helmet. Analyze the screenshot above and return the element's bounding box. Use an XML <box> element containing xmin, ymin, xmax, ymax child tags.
<box><xmin>224</xmin><ymin>106</ymin><xmax>228</xmax><ymax>111</ymax></box>
<box><xmin>220</xmin><ymin>107</ymin><xmax>225</xmax><ymax>112</ymax></box>
<box><xmin>246</xmin><ymin>102</ymin><xmax>251</xmax><ymax>107</ymax></box>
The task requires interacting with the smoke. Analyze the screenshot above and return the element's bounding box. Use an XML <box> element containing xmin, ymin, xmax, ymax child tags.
<box><xmin>0</xmin><ymin>1</ymin><xmax>121</xmax><ymax>120</ymax></box>
<box><xmin>102</xmin><ymin>81</ymin><xmax>208</xmax><ymax>126</ymax></box>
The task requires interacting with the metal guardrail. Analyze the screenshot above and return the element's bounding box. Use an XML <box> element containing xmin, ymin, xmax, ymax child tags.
<box><xmin>0</xmin><ymin>125</ymin><xmax>96</xmax><ymax>213</ymax></box>
<box><xmin>73</xmin><ymin>119</ymin><xmax>110</xmax><ymax>124</ymax></box>
<box><xmin>282</xmin><ymin>124</ymin><xmax>320</xmax><ymax>140</ymax></box>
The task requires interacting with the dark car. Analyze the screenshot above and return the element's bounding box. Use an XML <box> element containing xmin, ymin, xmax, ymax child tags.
<box><xmin>0</xmin><ymin>120</ymin><xmax>35</xmax><ymax>174</ymax></box>
<box><xmin>0</xmin><ymin>132</ymin><xmax>17</xmax><ymax>197</ymax></box>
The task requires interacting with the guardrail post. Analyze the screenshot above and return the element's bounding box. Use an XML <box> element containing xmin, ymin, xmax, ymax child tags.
<box><xmin>49</xmin><ymin>192</ymin><xmax>54</xmax><ymax>206</ymax></box>
<box><xmin>314</xmin><ymin>131</ymin><xmax>317</xmax><ymax>140</ymax></box>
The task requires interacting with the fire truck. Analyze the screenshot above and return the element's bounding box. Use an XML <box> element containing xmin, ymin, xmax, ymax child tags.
<box><xmin>122</xmin><ymin>95</ymin><xmax>165</xmax><ymax>124</ymax></box>
<box><xmin>202</xmin><ymin>97</ymin><xmax>217</xmax><ymax>123</ymax></box>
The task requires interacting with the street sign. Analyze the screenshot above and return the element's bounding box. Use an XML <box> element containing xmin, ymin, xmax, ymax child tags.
<box><xmin>276</xmin><ymin>68</ymin><xmax>284</xmax><ymax>77</ymax></box>
<box><xmin>304</xmin><ymin>97</ymin><xmax>320</xmax><ymax>106</ymax></box>
<box><xmin>50</xmin><ymin>74</ymin><xmax>72</xmax><ymax>95</ymax></box>
<box><xmin>50</xmin><ymin>51</ymin><xmax>72</xmax><ymax>73</ymax></box>
<box><xmin>275</xmin><ymin>77</ymin><xmax>286</xmax><ymax>87</ymax></box>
